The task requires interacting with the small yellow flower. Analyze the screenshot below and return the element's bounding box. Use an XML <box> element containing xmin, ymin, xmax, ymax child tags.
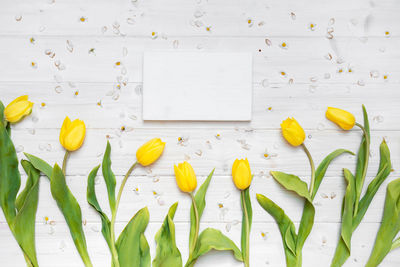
<box><xmin>281</xmin><ymin>118</ymin><xmax>306</xmax><ymax>146</ymax></box>
<box><xmin>59</xmin><ymin>116</ymin><xmax>86</xmax><ymax>151</ymax></box>
<box><xmin>136</xmin><ymin>138</ymin><xmax>165</xmax><ymax>166</ymax></box>
<box><xmin>174</xmin><ymin>161</ymin><xmax>197</xmax><ymax>193</ymax></box>
<box><xmin>4</xmin><ymin>95</ymin><xmax>34</xmax><ymax>123</ymax></box>
<box><xmin>232</xmin><ymin>158</ymin><xmax>252</xmax><ymax>190</ymax></box>
<box><xmin>326</xmin><ymin>107</ymin><xmax>355</xmax><ymax>130</ymax></box>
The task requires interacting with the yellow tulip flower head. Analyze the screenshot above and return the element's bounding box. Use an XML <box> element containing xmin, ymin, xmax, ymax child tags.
<box><xmin>232</xmin><ymin>158</ymin><xmax>252</xmax><ymax>190</ymax></box>
<box><xmin>174</xmin><ymin>161</ymin><xmax>197</xmax><ymax>193</ymax></box>
<box><xmin>281</xmin><ymin>118</ymin><xmax>306</xmax><ymax>147</ymax></box>
<box><xmin>136</xmin><ymin>138</ymin><xmax>166</xmax><ymax>166</ymax></box>
<box><xmin>4</xmin><ymin>95</ymin><xmax>34</xmax><ymax>123</ymax></box>
<box><xmin>326</xmin><ymin>107</ymin><xmax>356</xmax><ymax>130</ymax></box>
<box><xmin>59</xmin><ymin>116</ymin><xmax>86</xmax><ymax>151</ymax></box>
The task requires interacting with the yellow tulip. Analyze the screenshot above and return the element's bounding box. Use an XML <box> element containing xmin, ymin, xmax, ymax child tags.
<box><xmin>4</xmin><ymin>95</ymin><xmax>34</xmax><ymax>123</ymax></box>
<box><xmin>59</xmin><ymin>116</ymin><xmax>86</xmax><ymax>151</ymax></box>
<box><xmin>326</xmin><ymin>107</ymin><xmax>356</xmax><ymax>130</ymax></box>
<box><xmin>174</xmin><ymin>161</ymin><xmax>197</xmax><ymax>193</ymax></box>
<box><xmin>281</xmin><ymin>118</ymin><xmax>306</xmax><ymax>147</ymax></box>
<box><xmin>232</xmin><ymin>158</ymin><xmax>252</xmax><ymax>190</ymax></box>
<box><xmin>136</xmin><ymin>138</ymin><xmax>165</xmax><ymax>166</ymax></box>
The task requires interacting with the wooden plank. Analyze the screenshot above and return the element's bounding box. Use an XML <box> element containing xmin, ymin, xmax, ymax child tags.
<box><xmin>1</xmin><ymin>83</ymin><xmax>400</xmax><ymax>130</ymax></box>
<box><xmin>0</xmin><ymin>221</ymin><xmax>398</xmax><ymax>266</ymax></box>
<box><xmin>0</xmin><ymin>0</ymin><xmax>398</xmax><ymax>37</ymax></box>
<box><xmin>8</xmin><ymin>128</ymin><xmax>400</xmax><ymax>177</ymax></box>
<box><xmin>0</xmin><ymin>172</ymin><xmax>395</xmax><ymax>224</ymax></box>
<box><xmin>0</xmin><ymin>36</ymin><xmax>398</xmax><ymax>83</ymax></box>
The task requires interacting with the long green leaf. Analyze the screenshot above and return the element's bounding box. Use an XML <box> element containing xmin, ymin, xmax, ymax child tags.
<box><xmin>189</xmin><ymin>169</ymin><xmax>214</xmax><ymax>253</ymax></box>
<box><xmin>116</xmin><ymin>207</ymin><xmax>150</xmax><ymax>267</ymax></box>
<box><xmin>24</xmin><ymin>153</ymin><xmax>53</xmax><ymax>179</ymax></box>
<box><xmin>13</xmin><ymin>160</ymin><xmax>40</xmax><ymax>267</ymax></box>
<box><xmin>186</xmin><ymin>228</ymin><xmax>243</xmax><ymax>266</ymax></box>
<box><xmin>153</xmin><ymin>202</ymin><xmax>182</xmax><ymax>267</ymax></box>
<box><xmin>86</xmin><ymin>165</ymin><xmax>113</xmax><ymax>252</ymax></box>
<box><xmin>312</xmin><ymin>149</ymin><xmax>354</xmax><ymax>199</ymax></box>
<box><xmin>102</xmin><ymin>141</ymin><xmax>117</xmax><ymax>213</ymax></box>
<box><xmin>0</xmin><ymin>102</ymin><xmax>20</xmax><ymax>225</ymax></box>
<box><xmin>366</xmin><ymin>178</ymin><xmax>400</xmax><ymax>267</ymax></box>
<box><xmin>240</xmin><ymin>187</ymin><xmax>252</xmax><ymax>265</ymax></box>
<box><xmin>256</xmin><ymin>194</ymin><xmax>299</xmax><ymax>266</ymax></box>
<box><xmin>270</xmin><ymin>171</ymin><xmax>312</xmax><ymax>202</ymax></box>
<box><xmin>353</xmin><ymin>139</ymin><xmax>391</xmax><ymax>229</ymax></box>
<box><xmin>51</xmin><ymin>164</ymin><xmax>92</xmax><ymax>267</ymax></box>
<box><xmin>354</xmin><ymin>105</ymin><xmax>370</xmax><ymax>211</ymax></box>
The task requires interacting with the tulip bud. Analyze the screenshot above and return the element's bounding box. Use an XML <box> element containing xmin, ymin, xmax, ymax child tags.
<box><xmin>136</xmin><ymin>138</ymin><xmax>165</xmax><ymax>166</ymax></box>
<box><xmin>59</xmin><ymin>116</ymin><xmax>86</xmax><ymax>151</ymax></box>
<box><xmin>174</xmin><ymin>161</ymin><xmax>197</xmax><ymax>193</ymax></box>
<box><xmin>281</xmin><ymin>118</ymin><xmax>306</xmax><ymax>147</ymax></box>
<box><xmin>232</xmin><ymin>158</ymin><xmax>252</xmax><ymax>190</ymax></box>
<box><xmin>326</xmin><ymin>107</ymin><xmax>355</xmax><ymax>130</ymax></box>
<box><xmin>4</xmin><ymin>95</ymin><xmax>34</xmax><ymax>123</ymax></box>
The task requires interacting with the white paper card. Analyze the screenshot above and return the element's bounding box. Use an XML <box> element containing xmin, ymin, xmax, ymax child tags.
<box><xmin>143</xmin><ymin>52</ymin><xmax>252</xmax><ymax>121</ymax></box>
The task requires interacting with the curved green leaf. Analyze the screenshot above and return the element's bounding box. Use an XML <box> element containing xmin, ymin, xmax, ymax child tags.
<box><xmin>256</xmin><ymin>193</ymin><xmax>299</xmax><ymax>266</ymax></box>
<box><xmin>365</xmin><ymin>178</ymin><xmax>400</xmax><ymax>267</ymax></box>
<box><xmin>13</xmin><ymin>160</ymin><xmax>40</xmax><ymax>267</ymax></box>
<box><xmin>116</xmin><ymin>207</ymin><xmax>150</xmax><ymax>267</ymax></box>
<box><xmin>51</xmin><ymin>164</ymin><xmax>92</xmax><ymax>267</ymax></box>
<box><xmin>153</xmin><ymin>202</ymin><xmax>182</xmax><ymax>267</ymax></box>
<box><xmin>312</xmin><ymin>149</ymin><xmax>354</xmax><ymax>199</ymax></box>
<box><xmin>189</xmin><ymin>169</ymin><xmax>214</xmax><ymax>253</ymax></box>
<box><xmin>354</xmin><ymin>105</ymin><xmax>370</xmax><ymax>213</ymax></box>
<box><xmin>353</xmin><ymin>139</ymin><xmax>391</xmax><ymax>229</ymax></box>
<box><xmin>24</xmin><ymin>153</ymin><xmax>53</xmax><ymax>179</ymax></box>
<box><xmin>86</xmin><ymin>165</ymin><xmax>113</xmax><ymax>251</ymax></box>
<box><xmin>340</xmin><ymin>169</ymin><xmax>355</xmax><ymax>252</ymax></box>
<box><xmin>270</xmin><ymin>171</ymin><xmax>312</xmax><ymax>202</ymax></box>
<box><xmin>102</xmin><ymin>141</ymin><xmax>117</xmax><ymax>213</ymax></box>
<box><xmin>187</xmin><ymin>228</ymin><xmax>243</xmax><ymax>266</ymax></box>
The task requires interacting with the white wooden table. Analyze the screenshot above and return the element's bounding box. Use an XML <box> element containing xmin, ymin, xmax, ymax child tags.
<box><xmin>0</xmin><ymin>0</ymin><xmax>399</xmax><ymax>266</ymax></box>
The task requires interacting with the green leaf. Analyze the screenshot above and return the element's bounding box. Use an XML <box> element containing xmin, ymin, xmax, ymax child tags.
<box><xmin>51</xmin><ymin>164</ymin><xmax>93</xmax><ymax>267</ymax></box>
<box><xmin>0</xmin><ymin>106</ymin><xmax>20</xmax><ymax>225</ymax></box>
<box><xmin>12</xmin><ymin>160</ymin><xmax>40</xmax><ymax>267</ymax></box>
<box><xmin>353</xmin><ymin>139</ymin><xmax>391</xmax><ymax>229</ymax></box>
<box><xmin>187</xmin><ymin>228</ymin><xmax>243</xmax><ymax>266</ymax></box>
<box><xmin>240</xmin><ymin>187</ymin><xmax>252</xmax><ymax>265</ymax></box>
<box><xmin>270</xmin><ymin>171</ymin><xmax>312</xmax><ymax>202</ymax></box>
<box><xmin>365</xmin><ymin>178</ymin><xmax>400</xmax><ymax>267</ymax></box>
<box><xmin>256</xmin><ymin>194</ymin><xmax>299</xmax><ymax>266</ymax></box>
<box><xmin>354</xmin><ymin>105</ymin><xmax>370</xmax><ymax>210</ymax></box>
<box><xmin>102</xmin><ymin>141</ymin><xmax>117</xmax><ymax>212</ymax></box>
<box><xmin>189</xmin><ymin>169</ymin><xmax>214</xmax><ymax>253</ymax></box>
<box><xmin>116</xmin><ymin>207</ymin><xmax>150</xmax><ymax>267</ymax></box>
<box><xmin>312</xmin><ymin>149</ymin><xmax>354</xmax><ymax>199</ymax></box>
<box><xmin>86</xmin><ymin>165</ymin><xmax>113</xmax><ymax>252</ymax></box>
<box><xmin>153</xmin><ymin>202</ymin><xmax>182</xmax><ymax>267</ymax></box>
<box><xmin>24</xmin><ymin>152</ymin><xmax>53</xmax><ymax>179</ymax></box>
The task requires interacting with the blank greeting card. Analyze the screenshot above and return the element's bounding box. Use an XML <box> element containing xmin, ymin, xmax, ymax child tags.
<box><xmin>142</xmin><ymin>52</ymin><xmax>253</xmax><ymax>121</ymax></box>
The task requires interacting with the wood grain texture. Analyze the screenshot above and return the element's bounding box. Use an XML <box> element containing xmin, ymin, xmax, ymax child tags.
<box><xmin>0</xmin><ymin>0</ymin><xmax>399</xmax><ymax>266</ymax></box>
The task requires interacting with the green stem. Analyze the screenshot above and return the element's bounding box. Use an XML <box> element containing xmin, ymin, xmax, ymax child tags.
<box><xmin>354</xmin><ymin>122</ymin><xmax>370</xmax><ymax>215</ymax></box>
<box><xmin>241</xmin><ymin>190</ymin><xmax>250</xmax><ymax>267</ymax></box>
<box><xmin>110</xmin><ymin>161</ymin><xmax>138</xmax><ymax>267</ymax></box>
<box><xmin>189</xmin><ymin>192</ymin><xmax>199</xmax><ymax>259</ymax></box>
<box><xmin>62</xmin><ymin>150</ymin><xmax>69</xmax><ymax>176</ymax></box>
<box><xmin>302</xmin><ymin>144</ymin><xmax>316</xmax><ymax>197</ymax></box>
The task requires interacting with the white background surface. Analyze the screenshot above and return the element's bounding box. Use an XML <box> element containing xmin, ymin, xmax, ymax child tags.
<box><xmin>0</xmin><ymin>0</ymin><xmax>399</xmax><ymax>266</ymax></box>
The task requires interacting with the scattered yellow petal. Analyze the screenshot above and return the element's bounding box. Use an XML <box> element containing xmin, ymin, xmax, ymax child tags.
<box><xmin>383</xmin><ymin>74</ymin><xmax>388</xmax><ymax>79</ymax></box>
<box><xmin>178</xmin><ymin>137</ymin><xmax>182</xmax><ymax>141</ymax></box>
<box><xmin>41</xmin><ymin>102</ymin><xmax>46</xmax><ymax>107</ymax></box>
<box><xmin>74</xmin><ymin>90</ymin><xmax>79</xmax><ymax>96</ymax></box>
<box><xmin>30</xmin><ymin>37</ymin><xmax>35</xmax><ymax>44</ymax></box>
<box><xmin>206</xmin><ymin>26</ymin><xmax>211</xmax><ymax>32</ymax></box>
<box><xmin>80</xmin><ymin>17</ymin><xmax>86</xmax><ymax>22</ymax></box>
<box><xmin>218</xmin><ymin>203</ymin><xmax>224</xmax><ymax>208</ymax></box>
<box><xmin>121</xmin><ymin>126</ymin><xmax>125</xmax><ymax>131</ymax></box>
<box><xmin>115</xmin><ymin>61</ymin><xmax>121</xmax><ymax>66</ymax></box>
<box><xmin>264</xmin><ymin>153</ymin><xmax>269</xmax><ymax>158</ymax></box>
<box><xmin>281</xmin><ymin>42</ymin><xmax>287</xmax><ymax>48</ymax></box>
